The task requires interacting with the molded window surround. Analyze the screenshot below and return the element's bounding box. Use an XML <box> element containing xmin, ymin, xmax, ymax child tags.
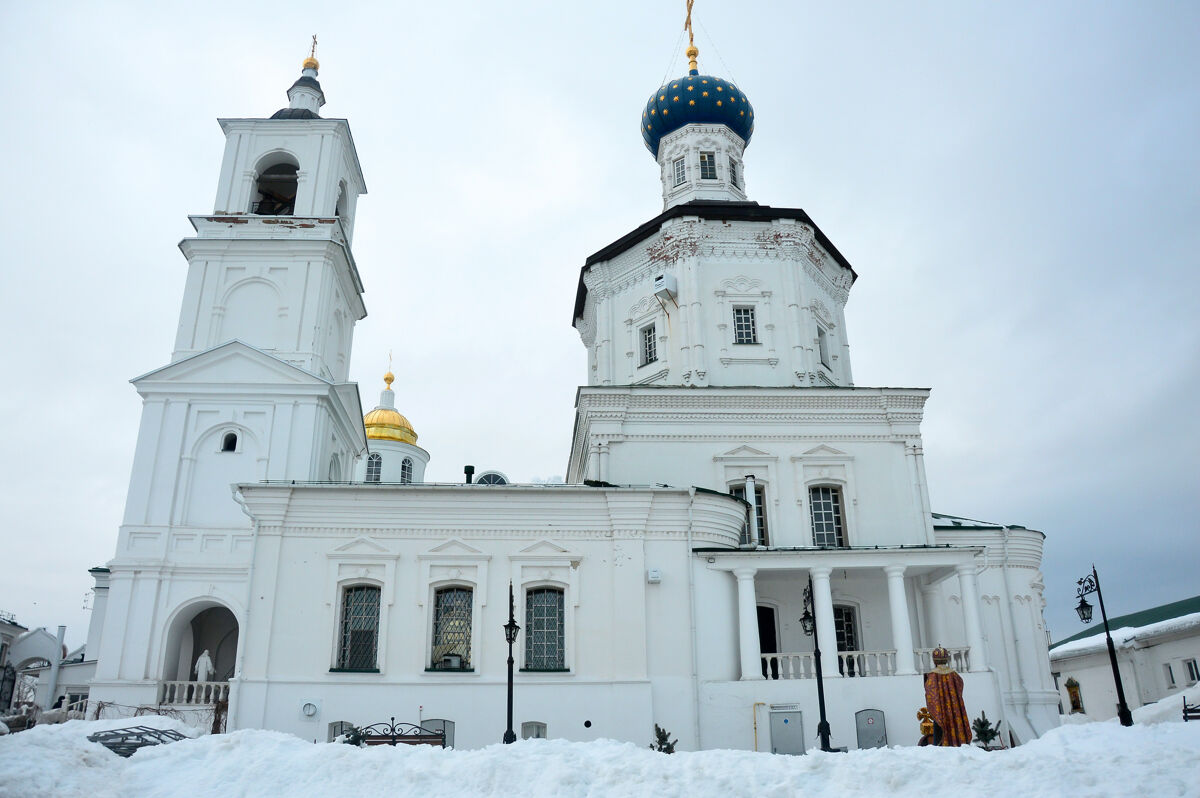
<box><xmin>335</xmin><ymin>584</ymin><xmax>381</xmax><ymax>671</ymax></box>
<box><xmin>640</xmin><ymin>323</ymin><xmax>658</xmax><ymax>366</ymax></box>
<box><xmin>672</xmin><ymin>157</ymin><xmax>686</xmax><ymax>187</ymax></box>
<box><xmin>699</xmin><ymin>151</ymin><xmax>717</xmax><ymax>180</ymax></box>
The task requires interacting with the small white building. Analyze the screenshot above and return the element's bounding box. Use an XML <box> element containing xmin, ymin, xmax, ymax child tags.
<box><xmin>1050</xmin><ymin>595</ymin><xmax>1200</xmax><ymax>721</ymax></box>
<box><xmin>80</xmin><ymin>42</ymin><xmax>1062</xmax><ymax>751</ymax></box>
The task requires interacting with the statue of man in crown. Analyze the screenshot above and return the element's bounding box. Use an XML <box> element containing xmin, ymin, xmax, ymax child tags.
<box><xmin>922</xmin><ymin>646</ymin><xmax>972</xmax><ymax>746</ymax></box>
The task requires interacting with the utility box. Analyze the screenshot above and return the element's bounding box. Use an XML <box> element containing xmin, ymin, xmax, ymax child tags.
<box><xmin>769</xmin><ymin>704</ymin><xmax>805</xmax><ymax>755</ymax></box>
<box><xmin>653</xmin><ymin>273</ymin><xmax>678</xmax><ymax>302</ymax></box>
<box><xmin>855</xmin><ymin>708</ymin><xmax>887</xmax><ymax>749</ymax></box>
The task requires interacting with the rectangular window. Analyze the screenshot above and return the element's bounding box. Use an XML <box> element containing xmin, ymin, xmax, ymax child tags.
<box><xmin>699</xmin><ymin>151</ymin><xmax>717</xmax><ymax>180</ymax></box>
<box><xmin>1165</xmin><ymin>663</ymin><xmax>1177</xmax><ymax>687</ymax></box>
<box><xmin>729</xmin><ymin>157</ymin><xmax>741</xmax><ymax>188</ymax></box>
<box><xmin>733</xmin><ymin>306</ymin><xmax>758</xmax><ymax>344</ymax></box>
<box><xmin>672</xmin><ymin>157</ymin><xmax>686</xmax><ymax>186</ymax></box>
<box><xmin>729</xmin><ymin>484</ymin><xmax>769</xmax><ymax>546</ymax></box>
<box><xmin>816</xmin><ymin>325</ymin><xmax>831</xmax><ymax>368</ymax></box>
<box><xmin>524</xmin><ymin>588</ymin><xmax>566</xmax><ymax>670</ymax></box>
<box><xmin>431</xmin><ymin>587</ymin><xmax>473</xmax><ymax>669</ymax></box>
<box><xmin>640</xmin><ymin>324</ymin><xmax>657</xmax><ymax>366</ymax></box>
<box><xmin>1186</xmin><ymin>658</ymin><xmax>1199</xmax><ymax>684</ymax></box>
<box><xmin>336</xmin><ymin>585</ymin><xmax>380</xmax><ymax>670</ymax></box>
<box><xmin>366</xmin><ymin>453</ymin><xmax>382</xmax><ymax>483</ymax></box>
<box><xmin>809</xmin><ymin>486</ymin><xmax>846</xmax><ymax>547</ymax></box>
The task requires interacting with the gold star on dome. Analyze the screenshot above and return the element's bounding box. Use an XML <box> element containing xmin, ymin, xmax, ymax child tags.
<box><xmin>660</xmin><ymin>95</ymin><xmax>665</xmax><ymax>101</ymax></box>
<box><xmin>717</xmin><ymin>86</ymin><xmax>723</xmax><ymax>92</ymax></box>
<box><xmin>702</xmin><ymin>91</ymin><xmax>708</xmax><ymax>97</ymax></box>
<box><xmin>651</xmin><ymin>109</ymin><xmax>657</xmax><ymax>115</ymax></box>
<box><xmin>672</xmin><ymin>83</ymin><xmax>678</xmax><ymax>88</ymax></box>
<box><xmin>689</xmin><ymin>99</ymin><xmax>695</xmax><ymax>105</ymax></box>
<box><xmin>663</xmin><ymin>109</ymin><xmax>669</xmax><ymax>115</ymax></box>
<box><xmin>673</xmin><ymin>95</ymin><xmax>679</xmax><ymax>101</ymax></box>
<box><xmin>716</xmin><ymin>100</ymin><xmax>722</xmax><ymax>106</ymax></box>
<box><xmin>687</xmin><ymin>85</ymin><xmax>694</xmax><ymax>91</ymax></box>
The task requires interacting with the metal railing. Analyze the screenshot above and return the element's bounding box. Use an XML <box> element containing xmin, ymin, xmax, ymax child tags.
<box><xmin>159</xmin><ymin>680</ymin><xmax>229</xmax><ymax>705</ymax></box>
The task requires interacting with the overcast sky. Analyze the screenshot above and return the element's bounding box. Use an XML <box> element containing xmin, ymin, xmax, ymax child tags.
<box><xmin>2</xmin><ymin>1</ymin><xmax>1197</xmax><ymax>650</ymax></box>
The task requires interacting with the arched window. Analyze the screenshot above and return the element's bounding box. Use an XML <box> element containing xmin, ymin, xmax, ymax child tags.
<box><xmin>221</xmin><ymin>432</ymin><xmax>238</xmax><ymax>452</ymax></box>
<box><xmin>809</xmin><ymin>485</ymin><xmax>846</xmax><ymax>547</ymax></box>
<box><xmin>400</xmin><ymin>457</ymin><xmax>413</xmax><ymax>484</ymax></box>
<box><xmin>524</xmin><ymin>587</ymin><xmax>566</xmax><ymax>670</ymax></box>
<box><xmin>431</xmin><ymin>587</ymin><xmax>472</xmax><ymax>669</ymax></box>
<box><xmin>366</xmin><ymin>453</ymin><xmax>382</xmax><ymax>483</ymax></box>
<box><xmin>253</xmin><ymin>162</ymin><xmax>298</xmax><ymax>215</ymax></box>
<box><xmin>336</xmin><ymin>585</ymin><xmax>380</xmax><ymax>670</ymax></box>
<box><xmin>476</xmin><ymin>471</ymin><xmax>507</xmax><ymax>485</ymax></box>
<box><xmin>328</xmin><ymin>454</ymin><xmax>341</xmax><ymax>482</ymax></box>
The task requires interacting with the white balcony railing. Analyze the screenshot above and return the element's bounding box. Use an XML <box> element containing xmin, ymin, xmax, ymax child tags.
<box><xmin>761</xmin><ymin>647</ymin><xmax>970</xmax><ymax>679</ymax></box>
<box><xmin>915</xmin><ymin>647</ymin><xmax>970</xmax><ymax>673</ymax></box>
<box><xmin>159</xmin><ymin>680</ymin><xmax>229</xmax><ymax>705</ymax></box>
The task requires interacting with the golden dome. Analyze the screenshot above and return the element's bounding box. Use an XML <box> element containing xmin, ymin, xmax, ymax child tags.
<box><xmin>302</xmin><ymin>56</ymin><xmax>320</xmax><ymax>70</ymax></box>
<box><xmin>363</xmin><ymin>371</ymin><xmax>416</xmax><ymax>443</ymax></box>
<box><xmin>363</xmin><ymin>407</ymin><xmax>417</xmax><ymax>444</ymax></box>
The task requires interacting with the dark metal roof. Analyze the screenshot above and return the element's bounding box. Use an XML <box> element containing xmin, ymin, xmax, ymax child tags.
<box><xmin>572</xmin><ymin>200</ymin><xmax>858</xmax><ymax>323</ymax></box>
<box><xmin>269</xmin><ymin>108</ymin><xmax>322</xmax><ymax>120</ymax></box>
<box><xmin>290</xmin><ymin>75</ymin><xmax>322</xmax><ymax>92</ymax></box>
<box><xmin>1051</xmin><ymin>594</ymin><xmax>1200</xmax><ymax>649</ymax></box>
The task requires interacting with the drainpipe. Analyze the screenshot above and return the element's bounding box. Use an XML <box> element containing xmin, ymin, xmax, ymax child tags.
<box><xmin>44</xmin><ymin>625</ymin><xmax>65</xmax><ymax>710</ymax></box>
<box><xmin>752</xmin><ymin>701</ymin><xmax>766</xmax><ymax>751</ymax></box>
<box><xmin>686</xmin><ymin>487</ymin><xmax>702</xmax><ymax>748</ymax></box>
<box><xmin>744</xmin><ymin>475</ymin><xmax>759</xmax><ymax>548</ymax></box>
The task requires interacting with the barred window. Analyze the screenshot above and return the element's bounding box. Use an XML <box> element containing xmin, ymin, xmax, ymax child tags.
<box><xmin>672</xmin><ymin>157</ymin><xmax>686</xmax><ymax>186</ymax></box>
<box><xmin>730</xmin><ymin>484</ymin><xmax>769</xmax><ymax>545</ymax></box>
<box><xmin>431</xmin><ymin>587</ymin><xmax>472</xmax><ymax>669</ymax></box>
<box><xmin>733</xmin><ymin>306</ymin><xmax>757</xmax><ymax>344</ymax></box>
<box><xmin>699</xmin><ymin>151</ymin><xmax>717</xmax><ymax>180</ymax></box>
<box><xmin>525</xmin><ymin>588</ymin><xmax>566</xmax><ymax>670</ymax></box>
<box><xmin>640</xmin><ymin>324</ymin><xmax>657</xmax><ymax>366</ymax></box>
<box><xmin>729</xmin><ymin>157</ymin><xmax>741</xmax><ymax>189</ymax></box>
<box><xmin>817</xmin><ymin>325</ymin><xmax>831</xmax><ymax>368</ymax></box>
<box><xmin>366</xmin><ymin>453</ymin><xmax>382</xmax><ymax>483</ymax></box>
<box><xmin>336</xmin><ymin>585</ymin><xmax>380</xmax><ymax>670</ymax></box>
<box><xmin>809</xmin><ymin>486</ymin><xmax>846</xmax><ymax>547</ymax></box>
<box><xmin>401</xmin><ymin>457</ymin><xmax>413</xmax><ymax>484</ymax></box>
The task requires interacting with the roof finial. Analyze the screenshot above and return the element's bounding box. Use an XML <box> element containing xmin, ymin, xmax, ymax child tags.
<box><xmin>384</xmin><ymin>351</ymin><xmax>395</xmax><ymax>391</ymax></box>
<box><xmin>684</xmin><ymin>0</ymin><xmax>699</xmax><ymax>75</ymax></box>
<box><xmin>302</xmin><ymin>34</ymin><xmax>319</xmax><ymax>71</ymax></box>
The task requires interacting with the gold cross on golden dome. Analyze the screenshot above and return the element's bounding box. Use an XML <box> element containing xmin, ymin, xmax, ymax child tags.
<box><xmin>310</xmin><ymin>34</ymin><xmax>318</xmax><ymax>60</ymax></box>
<box><xmin>302</xmin><ymin>34</ymin><xmax>320</xmax><ymax>70</ymax></box>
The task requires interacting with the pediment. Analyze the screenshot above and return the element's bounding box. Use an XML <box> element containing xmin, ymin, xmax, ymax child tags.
<box><xmin>515</xmin><ymin>540</ymin><xmax>572</xmax><ymax>556</ymax></box>
<box><xmin>800</xmin><ymin>444</ymin><xmax>849</xmax><ymax>457</ymax></box>
<box><xmin>330</xmin><ymin>536</ymin><xmax>390</xmax><ymax>555</ymax></box>
<box><xmin>715</xmin><ymin>445</ymin><xmax>775</xmax><ymax>460</ymax></box>
<box><xmin>421</xmin><ymin>538</ymin><xmax>487</xmax><ymax>557</ymax></box>
<box><xmin>132</xmin><ymin>341</ymin><xmax>327</xmax><ymax>389</ymax></box>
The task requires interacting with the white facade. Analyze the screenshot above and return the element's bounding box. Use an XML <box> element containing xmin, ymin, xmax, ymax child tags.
<box><xmin>1050</xmin><ymin>600</ymin><xmax>1200</xmax><ymax>721</ymax></box>
<box><xmin>82</xmin><ymin>52</ymin><xmax>1061</xmax><ymax>751</ymax></box>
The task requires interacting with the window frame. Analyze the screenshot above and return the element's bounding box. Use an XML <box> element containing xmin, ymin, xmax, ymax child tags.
<box><xmin>640</xmin><ymin>323</ymin><xmax>658</xmax><ymax>367</ymax></box>
<box><xmin>816</xmin><ymin>324</ymin><xmax>832</xmax><ymax>369</ymax></box>
<box><xmin>672</xmin><ymin>157</ymin><xmax>686</xmax><ymax>187</ymax></box>
<box><xmin>400</xmin><ymin>457</ymin><xmax>413</xmax><ymax>484</ymax></box>
<box><xmin>808</xmin><ymin>485</ymin><xmax>848</xmax><ymax>548</ymax></box>
<box><xmin>522</xmin><ymin>585</ymin><xmax>568</xmax><ymax>672</ymax></box>
<box><xmin>729</xmin><ymin>482</ymin><xmax>769</xmax><ymax>546</ymax></box>
<box><xmin>220</xmin><ymin>431</ymin><xmax>239</xmax><ymax>453</ymax></box>
<box><xmin>728</xmin><ymin>156</ymin><xmax>741</xmax><ymax>189</ymax></box>
<box><xmin>1185</xmin><ymin>658</ymin><xmax>1199</xmax><ymax>684</ymax></box>
<box><xmin>732</xmin><ymin>305</ymin><xmax>758</xmax><ymax>345</ymax></box>
<box><xmin>429</xmin><ymin>585</ymin><xmax>475</xmax><ymax>671</ymax></box>
<box><xmin>521</xmin><ymin>720</ymin><xmax>548</xmax><ymax>739</ymax></box>
<box><xmin>332</xmin><ymin>583</ymin><xmax>382</xmax><ymax>672</ymax></box>
<box><xmin>699</xmin><ymin>151</ymin><xmax>717</xmax><ymax>180</ymax></box>
<box><xmin>365</xmin><ymin>452</ymin><xmax>382</xmax><ymax>483</ymax></box>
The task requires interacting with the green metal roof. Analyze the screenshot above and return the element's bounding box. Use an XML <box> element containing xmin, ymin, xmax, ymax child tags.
<box><xmin>1051</xmin><ymin>593</ymin><xmax>1200</xmax><ymax>649</ymax></box>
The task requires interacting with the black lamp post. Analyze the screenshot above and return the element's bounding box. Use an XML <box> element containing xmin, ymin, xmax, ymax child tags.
<box><xmin>1075</xmin><ymin>565</ymin><xmax>1133</xmax><ymax>727</ymax></box>
<box><xmin>800</xmin><ymin>577</ymin><xmax>834</xmax><ymax>752</ymax></box>
<box><xmin>502</xmin><ymin>581</ymin><xmax>520</xmax><ymax>743</ymax></box>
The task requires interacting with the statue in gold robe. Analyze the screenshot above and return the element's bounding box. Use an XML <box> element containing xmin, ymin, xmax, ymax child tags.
<box><xmin>922</xmin><ymin>646</ymin><xmax>972</xmax><ymax>746</ymax></box>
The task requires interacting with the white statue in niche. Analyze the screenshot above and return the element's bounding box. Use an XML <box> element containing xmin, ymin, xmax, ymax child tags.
<box><xmin>194</xmin><ymin>649</ymin><xmax>215</xmax><ymax>683</ymax></box>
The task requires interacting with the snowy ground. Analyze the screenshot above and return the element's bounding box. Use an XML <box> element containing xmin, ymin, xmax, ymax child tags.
<box><xmin>2</xmin><ymin>711</ymin><xmax>1199</xmax><ymax>798</ymax></box>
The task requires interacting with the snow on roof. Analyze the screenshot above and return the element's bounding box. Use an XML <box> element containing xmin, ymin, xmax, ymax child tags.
<box><xmin>931</xmin><ymin>513</ymin><xmax>1006</xmax><ymax>529</ymax></box>
<box><xmin>1050</xmin><ymin>610</ymin><xmax>1200</xmax><ymax>659</ymax></box>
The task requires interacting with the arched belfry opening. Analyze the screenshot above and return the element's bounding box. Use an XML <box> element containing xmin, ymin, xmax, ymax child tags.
<box><xmin>252</xmin><ymin>160</ymin><xmax>298</xmax><ymax>215</ymax></box>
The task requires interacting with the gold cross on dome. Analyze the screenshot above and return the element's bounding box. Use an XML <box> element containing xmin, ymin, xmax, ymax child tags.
<box><xmin>310</xmin><ymin>34</ymin><xmax>318</xmax><ymax>59</ymax></box>
<box><xmin>685</xmin><ymin>0</ymin><xmax>695</xmax><ymax>46</ymax></box>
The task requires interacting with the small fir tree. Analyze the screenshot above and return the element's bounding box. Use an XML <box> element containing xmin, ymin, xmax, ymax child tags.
<box><xmin>972</xmin><ymin>711</ymin><xmax>1000</xmax><ymax>749</ymax></box>
<box><xmin>650</xmin><ymin>724</ymin><xmax>677</xmax><ymax>753</ymax></box>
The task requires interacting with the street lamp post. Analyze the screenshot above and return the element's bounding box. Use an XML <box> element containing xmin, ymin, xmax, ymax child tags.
<box><xmin>1075</xmin><ymin>565</ymin><xmax>1133</xmax><ymax>727</ymax></box>
<box><xmin>502</xmin><ymin>581</ymin><xmax>520</xmax><ymax>743</ymax></box>
<box><xmin>800</xmin><ymin>577</ymin><xmax>834</xmax><ymax>752</ymax></box>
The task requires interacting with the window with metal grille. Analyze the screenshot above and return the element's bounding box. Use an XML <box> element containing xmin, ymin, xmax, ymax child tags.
<box><xmin>431</xmin><ymin>587</ymin><xmax>472</xmax><ymax>669</ymax></box>
<box><xmin>733</xmin><ymin>306</ymin><xmax>757</xmax><ymax>344</ymax></box>
<box><xmin>640</xmin><ymin>324</ymin><xmax>657</xmax><ymax>366</ymax></box>
<box><xmin>336</xmin><ymin>585</ymin><xmax>380</xmax><ymax>670</ymax></box>
<box><xmin>699</xmin><ymin>151</ymin><xmax>717</xmax><ymax>180</ymax></box>
<box><xmin>817</xmin><ymin>325</ymin><xmax>831</xmax><ymax>368</ymax></box>
<box><xmin>729</xmin><ymin>157</ymin><xmax>741</xmax><ymax>188</ymax></box>
<box><xmin>809</xmin><ymin>486</ymin><xmax>846</xmax><ymax>547</ymax></box>
<box><xmin>1186</xmin><ymin>658</ymin><xmax>1199</xmax><ymax>684</ymax></box>
<box><xmin>833</xmin><ymin>606</ymin><xmax>859</xmax><ymax>652</ymax></box>
<box><xmin>672</xmin><ymin>157</ymin><xmax>686</xmax><ymax>186</ymax></box>
<box><xmin>524</xmin><ymin>588</ymin><xmax>565</xmax><ymax>670</ymax></box>
<box><xmin>400</xmin><ymin>457</ymin><xmax>413</xmax><ymax>484</ymax></box>
<box><xmin>366</xmin><ymin>453</ymin><xmax>382</xmax><ymax>483</ymax></box>
<box><xmin>729</xmin><ymin>484</ymin><xmax>769</xmax><ymax>545</ymax></box>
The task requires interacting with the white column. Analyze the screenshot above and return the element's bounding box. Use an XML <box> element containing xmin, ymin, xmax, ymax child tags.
<box><xmin>956</xmin><ymin>563</ymin><xmax>988</xmax><ymax>672</ymax></box>
<box><xmin>920</xmin><ymin>581</ymin><xmax>945</xmax><ymax>648</ymax></box>
<box><xmin>733</xmin><ymin>568</ymin><xmax>763</xmax><ymax>680</ymax></box>
<box><xmin>885</xmin><ymin>565</ymin><xmax>916</xmax><ymax>675</ymax></box>
<box><xmin>810</xmin><ymin>567</ymin><xmax>839</xmax><ymax>678</ymax></box>
<box><xmin>598</xmin><ymin>443</ymin><xmax>610</xmax><ymax>483</ymax></box>
<box><xmin>744</xmin><ymin>475</ymin><xmax>759</xmax><ymax>547</ymax></box>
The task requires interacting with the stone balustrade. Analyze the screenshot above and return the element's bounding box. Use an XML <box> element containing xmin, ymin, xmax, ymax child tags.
<box><xmin>159</xmin><ymin>680</ymin><xmax>229</xmax><ymax>706</ymax></box>
<box><xmin>761</xmin><ymin>647</ymin><xmax>970</xmax><ymax>679</ymax></box>
<box><xmin>915</xmin><ymin>646</ymin><xmax>970</xmax><ymax>673</ymax></box>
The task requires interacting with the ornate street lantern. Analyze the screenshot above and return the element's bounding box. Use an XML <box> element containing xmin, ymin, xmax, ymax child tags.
<box><xmin>1075</xmin><ymin>595</ymin><xmax>1094</xmax><ymax>624</ymax></box>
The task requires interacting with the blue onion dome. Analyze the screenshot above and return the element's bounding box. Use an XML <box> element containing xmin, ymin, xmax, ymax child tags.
<box><xmin>641</xmin><ymin>50</ymin><xmax>754</xmax><ymax>157</ymax></box>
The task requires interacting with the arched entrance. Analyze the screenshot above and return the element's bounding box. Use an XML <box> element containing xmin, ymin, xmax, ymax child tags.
<box><xmin>161</xmin><ymin>601</ymin><xmax>239</xmax><ymax>706</ymax></box>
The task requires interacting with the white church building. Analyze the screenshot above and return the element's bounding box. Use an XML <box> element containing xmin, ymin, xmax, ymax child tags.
<box><xmin>79</xmin><ymin>42</ymin><xmax>1061</xmax><ymax>752</ymax></box>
